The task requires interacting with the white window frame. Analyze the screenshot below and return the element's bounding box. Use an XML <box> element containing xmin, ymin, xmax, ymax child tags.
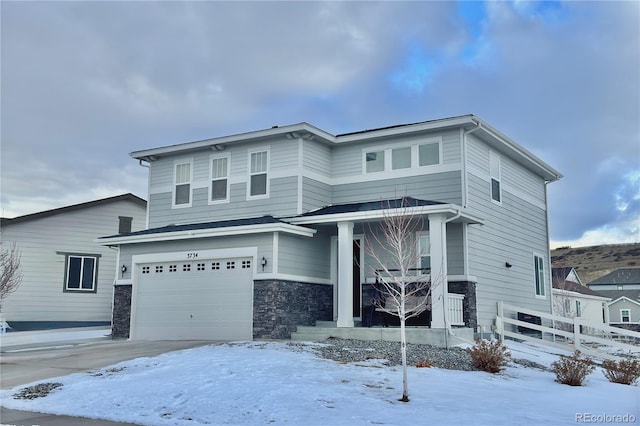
<box><xmin>363</xmin><ymin>138</ymin><xmax>442</xmax><ymax>174</ymax></box>
<box><xmin>490</xmin><ymin>150</ymin><xmax>502</xmax><ymax>205</ymax></box>
<box><xmin>417</xmin><ymin>231</ymin><xmax>431</xmax><ymax>275</ymax></box>
<box><xmin>533</xmin><ymin>253</ymin><xmax>546</xmax><ymax>298</ymax></box>
<box><xmin>620</xmin><ymin>309</ymin><xmax>630</xmax><ymax>323</ymax></box>
<box><xmin>64</xmin><ymin>254</ymin><xmax>98</xmax><ymax>292</ymax></box>
<box><xmin>417</xmin><ymin>141</ymin><xmax>442</xmax><ymax>168</ymax></box>
<box><xmin>209</xmin><ymin>153</ymin><xmax>230</xmax><ymax>204</ymax></box>
<box><xmin>575</xmin><ymin>300</ymin><xmax>581</xmax><ymax>317</ymax></box>
<box><xmin>173</xmin><ymin>159</ymin><xmax>193</xmax><ymax>208</ymax></box>
<box><xmin>247</xmin><ymin>148</ymin><xmax>270</xmax><ymax>200</ymax></box>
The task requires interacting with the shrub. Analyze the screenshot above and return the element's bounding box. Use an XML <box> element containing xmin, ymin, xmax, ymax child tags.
<box><xmin>466</xmin><ymin>338</ymin><xmax>511</xmax><ymax>373</ymax></box>
<box><xmin>602</xmin><ymin>358</ymin><xmax>640</xmax><ymax>385</ymax></box>
<box><xmin>551</xmin><ymin>351</ymin><xmax>595</xmax><ymax>386</ymax></box>
<box><xmin>415</xmin><ymin>360</ymin><xmax>433</xmax><ymax>368</ymax></box>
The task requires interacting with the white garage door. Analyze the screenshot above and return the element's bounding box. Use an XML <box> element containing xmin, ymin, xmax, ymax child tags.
<box><xmin>132</xmin><ymin>257</ymin><xmax>253</xmax><ymax>340</ymax></box>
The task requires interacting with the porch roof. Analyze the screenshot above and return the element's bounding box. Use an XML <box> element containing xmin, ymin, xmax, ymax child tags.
<box><xmin>97</xmin><ymin>215</ymin><xmax>316</xmax><ymax>245</ymax></box>
<box><xmin>287</xmin><ymin>197</ymin><xmax>484</xmax><ymax>225</ymax></box>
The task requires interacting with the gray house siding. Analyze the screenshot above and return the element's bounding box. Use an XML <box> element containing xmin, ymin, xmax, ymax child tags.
<box><xmin>609</xmin><ymin>298</ymin><xmax>640</xmax><ymax>323</ymax></box>
<box><xmin>1</xmin><ymin>198</ymin><xmax>146</xmax><ymax>327</ymax></box>
<box><xmin>277</xmin><ymin>231</ymin><xmax>332</xmax><ymax>280</ymax></box>
<box><xmin>465</xmin><ymin>134</ymin><xmax>552</xmax><ymax>328</ymax></box>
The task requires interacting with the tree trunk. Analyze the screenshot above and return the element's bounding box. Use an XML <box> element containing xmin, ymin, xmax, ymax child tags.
<box><xmin>399</xmin><ymin>294</ymin><xmax>409</xmax><ymax>402</ymax></box>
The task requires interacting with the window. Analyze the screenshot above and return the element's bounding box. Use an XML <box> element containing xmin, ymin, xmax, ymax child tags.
<box><xmin>392</xmin><ymin>147</ymin><xmax>411</xmax><ymax>170</ymax></box>
<box><xmin>418</xmin><ymin>142</ymin><xmax>440</xmax><ymax>166</ymax></box>
<box><xmin>621</xmin><ymin>309</ymin><xmax>630</xmax><ymax>323</ymax></box>
<box><xmin>365</xmin><ymin>150</ymin><xmax>385</xmax><ymax>173</ymax></box>
<box><xmin>174</xmin><ymin>161</ymin><xmax>192</xmax><ymax>206</ymax></box>
<box><xmin>490</xmin><ymin>151</ymin><xmax>501</xmax><ymax>203</ymax></box>
<box><xmin>534</xmin><ymin>254</ymin><xmax>546</xmax><ymax>297</ymax></box>
<box><xmin>418</xmin><ymin>233</ymin><xmax>431</xmax><ymax>273</ymax></box>
<box><xmin>210</xmin><ymin>156</ymin><xmax>229</xmax><ymax>202</ymax></box>
<box><xmin>249</xmin><ymin>150</ymin><xmax>268</xmax><ymax>197</ymax></box>
<box><xmin>575</xmin><ymin>301</ymin><xmax>581</xmax><ymax>317</ymax></box>
<box><xmin>65</xmin><ymin>255</ymin><xmax>98</xmax><ymax>292</ymax></box>
<box><xmin>118</xmin><ymin>216</ymin><xmax>133</xmax><ymax>234</ymax></box>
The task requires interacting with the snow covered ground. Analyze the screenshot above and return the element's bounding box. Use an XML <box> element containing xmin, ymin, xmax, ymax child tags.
<box><xmin>1</xmin><ymin>340</ymin><xmax>638</xmax><ymax>426</ymax></box>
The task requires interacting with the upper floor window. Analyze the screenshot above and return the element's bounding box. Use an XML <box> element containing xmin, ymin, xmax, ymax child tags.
<box><xmin>418</xmin><ymin>232</ymin><xmax>431</xmax><ymax>274</ymax></box>
<box><xmin>490</xmin><ymin>151</ymin><xmax>501</xmax><ymax>204</ymax></box>
<box><xmin>210</xmin><ymin>155</ymin><xmax>230</xmax><ymax>203</ymax></box>
<box><xmin>419</xmin><ymin>142</ymin><xmax>440</xmax><ymax>167</ymax></box>
<box><xmin>64</xmin><ymin>254</ymin><xmax>99</xmax><ymax>292</ymax></box>
<box><xmin>534</xmin><ymin>254</ymin><xmax>546</xmax><ymax>297</ymax></box>
<box><xmin>365</xmin><ymin>150</ymin><xmax>385</xmax><ymax>173</ymax></box>
<box><xmin>364</xmin><ymin>139</ymin><xmax>441</xmax><ymax>174</ymax></box>
<box><xmin>174</xmin><ymin>161</ymin><xmax>192</xmax><ymax>207</ymax></box>
<box><xmin>249</xmin><ymin>150</ymin><xmax>269</xmax><ymax>198</ymax></box>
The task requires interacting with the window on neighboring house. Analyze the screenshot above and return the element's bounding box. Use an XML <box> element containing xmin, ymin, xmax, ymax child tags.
<box><xmin>365</xmin><ymin>150</ymin><xmax>385</xmax><ymax>173</ymax></box>
<box><xmin>418</xmin><ymin>142</ymin><xmax>440</xmax><ymax>166</ymax></box>
<box><xmin>174</xmin><ymin>162</ymin><xmax>192</xmax><ymax>206</ymax></box>
<box><xmin>210</xmin><ymin>156</ymin><xmax>229</xmax><ymax>202</ymax></box>
<box><xmin>490</xmin><ymin>151</ymin><xmax>501</xmax><ymax>203</ymax></box>
<box><xmin>64</xmin><ymin>254</ymin><xmax>99</xmax><ymax>292</ymax></box>
<box><xmin>418</xmin><ymin>233</ymin><xmax>431</xmax><ymax>274</ymax></box>
<box><xmin>534</xmin><ymin>254</ymin><xmax>545</xmax><ymax>297</ymax></box>
<box><xmin>392</xmin><ymin>147</ymin><xmax>411</xmax><ymax>170</ymax></box>
<box><xmin>575</xmin><ymin>301</ymin><xmax>581</xmax><ymax>317</ymax></box>
<box><xmin>249</xmin><ymin>150</ymin><xmax>268</xmax><ymax>197</ymax></box>
<box><xmin>621</xmin><ymin>309</ymin><xmax>630</xmax><ymax>323</ymax></box>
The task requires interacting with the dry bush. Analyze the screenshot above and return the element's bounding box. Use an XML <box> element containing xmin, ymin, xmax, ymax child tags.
<box><xmin>551</xmin><ymin>351</ymin><xmax>595</xmax><ymax>386</ymax></box>
<box><xmin>602</xmin><ymin>359</ymin><xmax>640</xmax><ymax>385</ymax></box>
<box><xmin>466</xmin><ymin>339</ymin><xmax>511</xmax><ymax>373</ymax></box>
<box><xmin>415</xmin><ymin>360</ymin><xmax>433</xmax><ymax>368</ymax></box>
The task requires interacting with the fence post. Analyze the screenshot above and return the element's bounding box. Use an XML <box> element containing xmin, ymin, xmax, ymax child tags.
<box><xmin>496</xmin><ymin>301</ymin><xmax>504</xmax><ymax>343</ymax></box>
<box><xmin>573</xmin><ymin>317</ymin><xmax>581</xmax><ymax>352</ymax></box>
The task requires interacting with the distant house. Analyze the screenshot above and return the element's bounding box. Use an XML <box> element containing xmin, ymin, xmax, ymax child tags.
<box><xmin>98</xmin><ymin>115</ymin><xmax>562</xmax><ymax>343</ymax></box>
<box><xmin>0</xmin><ymin>194</ymin><xmax>147</xmax><ymax>331</ymax></box>
<box><xmin>588</xmin><ymin>268</ymin><xmax>640</xmax><ymax>331</ymax></box>
<box><xmin>551</xmin><ymin>267</ymin><xmax>609</xmax><ymax>324</ymax></box>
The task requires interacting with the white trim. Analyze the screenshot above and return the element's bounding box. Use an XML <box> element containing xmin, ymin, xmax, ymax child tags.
<box><xmin>448</xmin><ymin>274</ymin><xmax>477</xmax><ymax>283</ymax></box>
<box><xmin>620</xmin><ymin>308</ymin><xmax>631</xmax><ymax>323</ymax></box>
<box><xmin>98</xmin><ymin>222</ymin><xmax>316</xmax><ymax>245</ymax></box>
<box><xmin>552</xmin><ymin>288</ymin><xmax>611</xmax><ymax>302</ymax></box>
<box><xmin>172</xmin><ymin>158</ymin><xmax>193</xmax><ymax>208</ymax></box>
<box><xmin>533</xmin><ymin>252</ymin><xmax>547</xmax><ymax>298</ymax></box>
<box><xmin>297</xmin><ymin>139</ymin><xmax>304</xmax><ymax>214</ymax></box>
<box><xmin>362</xmin><ymin>137</ymin><xmax>443</xmax><ymax>176</ymax></box>
<box><xmin>272</xmin><ymin>231</ymin><xmax>279</xmax><ymax>274</ymax></box>
<box><xmin>247</xmin><ymin>147</ymin><xmax>270</xmax><ymax>200</ymax></box>
<box><xmin>287</xmin><ymin>204</ymin><xmax>484</xmax><ymax>226</ymax></box>
<box><xmin>607</xmin><ymin>296</ymin><xmax>640</xmax><ymax>307</ymax></box>
<box><xmin>208</xmin><ymin>153</ymin><xmax>231</xmax><ymax>205</ymax></box>
<box><xmin>114</xmin><ymin>279</ymin><xmax>133</xmax><ymax>285</ymax></box>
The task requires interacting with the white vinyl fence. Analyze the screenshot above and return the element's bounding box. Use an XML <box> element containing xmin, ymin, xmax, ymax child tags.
<box><xmin>496</xmin><ymin>301</ymin><xmax>640</xmax><ymax>361</ymax></box>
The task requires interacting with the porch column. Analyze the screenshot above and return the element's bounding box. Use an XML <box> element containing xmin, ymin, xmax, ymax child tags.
<box><xmin>337</xmin><ymin>221</ymin><xmax>354</xmax><ymax>328</ymax></box>
<box><xmin>429</xmin><ymin>214</ymin><xmax>448</xmax><ymax>329</ymax></box>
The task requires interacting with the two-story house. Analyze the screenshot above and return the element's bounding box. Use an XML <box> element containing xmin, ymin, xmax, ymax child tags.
<box><xmin>99</xmin><ymin>115</ymin><xmax>562</xmax><ymax>342</ymax></box>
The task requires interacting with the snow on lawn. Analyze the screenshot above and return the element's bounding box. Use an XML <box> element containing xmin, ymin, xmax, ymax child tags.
<box><xmin>1</xmin><ymin>341</ymin><xmax>638</xmax><ymax>426</ymax></box>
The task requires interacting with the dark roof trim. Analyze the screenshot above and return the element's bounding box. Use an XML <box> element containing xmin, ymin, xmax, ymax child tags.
<box><xmin>298</xmin><ymin>197</ymin><xmax>445</xmax><ymax>217</ymax></box>
<box><xmin>1</xmin><ymin>194</ymin><xmax>146</xmax><ymax>226</ymax></box>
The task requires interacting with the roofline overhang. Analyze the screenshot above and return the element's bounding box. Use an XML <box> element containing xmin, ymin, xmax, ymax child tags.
<box><xmin>97</xmin><ymin>222</ymin><xmax>316</xmax><ymax>246</ymax></box>
<box><xmin>286</xmin><ymin>204</ymin><xmax>484</xmax><ymax>226</ymax></box>
<box><xmin>607</xmin><ymin>295</ymin><xmax>640</xmax><ymax>307</ymax></box>
<box><xmin>552</xmin><ymin>288</ymin><xmax>611</xmax><ymax>302</ymax></box>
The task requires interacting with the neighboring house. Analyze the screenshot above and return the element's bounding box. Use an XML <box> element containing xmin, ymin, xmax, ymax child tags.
<box><xmin>587</xmin><ymin>268</ymin><xmax>640</xmax><ymax>330</ymax></box>
<box><xmin>551</xmin><ymin>267</ymin><xmax>610</xmax><ymax>324</ymax></box>
<box><xmin>0</xmin><ymin>194</ymin><xmax>147</xmax><ymax>331</ymax></box>
<box><xmin>98</xmin><ymin>114</ymin><xmax>562</xmax><ymax>341</ymax></box>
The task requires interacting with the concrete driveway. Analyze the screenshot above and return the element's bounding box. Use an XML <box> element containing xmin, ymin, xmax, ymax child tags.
<box><xmin>1</xmin><ymin>329</ymin><xmax>216</xmax><ymax>425</ymax></box>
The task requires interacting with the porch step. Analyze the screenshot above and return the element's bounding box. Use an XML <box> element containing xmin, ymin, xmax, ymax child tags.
<box><xmin>315</xmin><ymin>321</ymin><xmax>337</xmax><ymax>328</ymax></box>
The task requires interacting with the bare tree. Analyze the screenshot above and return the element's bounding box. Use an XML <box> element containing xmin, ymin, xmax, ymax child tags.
<box><xmin>364</xmin><ymin>198</ymin><xmax>436</xmax><ymax>402</ymax></box>
<box><xmin>0</xmin><ymin>242</ymin><xmax>22</xmax><ymax>311</ymax></box>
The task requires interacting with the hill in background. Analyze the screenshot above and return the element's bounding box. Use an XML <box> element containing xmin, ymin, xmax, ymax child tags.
<box><xmin>551</xmin><ymin>243</ymin><xmax>640</xmax><ymax>284</ymax></box>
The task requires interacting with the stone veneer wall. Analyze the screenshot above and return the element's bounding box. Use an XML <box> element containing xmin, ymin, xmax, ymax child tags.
<box><xmin>253</xmin><ymin>280</ymin><xmax>333</xmax><ymax>339</ymax></box>
<box><xmin>112</xmin><ymin>284</ymin><xmax>132</xmax><ymax>339</ymax></box>
<box><xmin>448</xmin><ymin>281</ymin><xmax>477</xmax><ymax>330</ymax></box>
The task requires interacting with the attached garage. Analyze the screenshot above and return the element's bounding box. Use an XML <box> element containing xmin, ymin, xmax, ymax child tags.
<box><xmin>131</xmin><ymin>255</ymin><xmax>254</xmax><ymax>340</ymax></box>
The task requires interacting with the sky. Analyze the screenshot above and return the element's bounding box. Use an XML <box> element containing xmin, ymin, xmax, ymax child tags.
<box><xmin>1</xmin><ymin>1</ymin><xmax>638</xmax><ymax>248</ymax></box>
<box><xmin>1</xmin><ymin>339</ymin><xmax>638</xmax><ymax>425</ymax></box>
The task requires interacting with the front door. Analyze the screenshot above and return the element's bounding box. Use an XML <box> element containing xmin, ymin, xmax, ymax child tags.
<box><xmin>353</xmin><ymin>239</ymin><xmax>361</xmax><ymax>317</ymax></box>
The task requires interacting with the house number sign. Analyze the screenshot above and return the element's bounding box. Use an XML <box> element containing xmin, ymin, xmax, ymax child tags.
<box><xmin>186</xmin><ymin>252</ymin><xmax>199</xmax><ymax>259</ymax></box>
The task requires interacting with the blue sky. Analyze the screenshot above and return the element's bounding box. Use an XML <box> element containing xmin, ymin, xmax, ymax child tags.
<box><xmin>1</xmin><ymin>0</ymin><xmax>638</xmax><ymax>248</ymax></box>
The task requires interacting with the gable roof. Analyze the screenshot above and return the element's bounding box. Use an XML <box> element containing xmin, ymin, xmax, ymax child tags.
<box><xmin>607</xmin><ymin>295</ymin><xmax>640</xmax><ymax>307</ymax></box>
<box><xmin>552</xmin><ymin>279</ymin><xmax>608</xmax><ymax>298</ymax></box>
<box><xmin>588</xmin><ymin>268</ymin><xmax>640</xmax><ymax>285</ymax></box>
<box><xmin>597</xmin><ymin>289</ymin><xmax>640</xmax><ymax>303</ymax></box>
<box><xmin>130</xmin><ymin>115</ymin><xmax>562</xmax><ymax>182</ymax></box>
<box><xmin>0</xmin><ymin>194</ymin><xmax>146</xmax><ymax>226</ymax></box>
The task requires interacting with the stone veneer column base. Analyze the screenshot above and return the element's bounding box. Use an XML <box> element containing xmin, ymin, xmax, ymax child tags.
<box><xmin>112</xmin><ymin>284</ymin><xmax>132</xmax><ymax>339</ymax></box>
<box><xmin>253</xmin><ymin>280</ymin><xmax>333</xmax><ymax>339</ymax></box>
<box><xmin>448</xmin><ymin>281</ymin><xmax>477</xmax><ymax>330</ymax></box>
